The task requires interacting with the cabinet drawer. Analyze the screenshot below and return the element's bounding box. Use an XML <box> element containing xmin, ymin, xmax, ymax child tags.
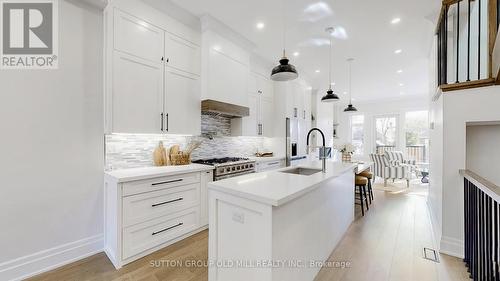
<box><xmin>123</xmin><ymin>207</ymin><xmax>199</xmax><ymax>259</ymax></box>
<box><xmin>123</xmin><ymin>183</ymin><xmax>200</xmax><ymax>227</ymax></box>
<box><xmin>122</xmin><ymin>172</ymin><xmax>200</xmax><ymax>197</ymax></box>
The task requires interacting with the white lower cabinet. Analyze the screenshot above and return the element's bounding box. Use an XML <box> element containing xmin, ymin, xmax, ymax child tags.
<box><xmin>104</xmin><ymin>169</ymin><xmax>212</xmax><ymax>269</ymax></box>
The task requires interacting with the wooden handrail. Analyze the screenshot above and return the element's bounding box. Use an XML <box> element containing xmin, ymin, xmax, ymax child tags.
<box><xmin>435</xmin><ymin>0</ymin><xmax>499</xmax><ymax>90</ymax></box>
<box><xmin>460</xmin><ymin>169</ymin><xmax>500</xmax><ymax>202</ymax></box>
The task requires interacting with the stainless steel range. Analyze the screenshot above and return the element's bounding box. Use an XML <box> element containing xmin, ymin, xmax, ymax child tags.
<box><xmin>192</xmin><ymin>157</ymin><xmax>256</xmax><ymax>181</ymax></box>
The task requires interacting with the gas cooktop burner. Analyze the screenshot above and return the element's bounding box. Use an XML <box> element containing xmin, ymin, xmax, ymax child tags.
<box><xmin>192</xmin><ymin>157</ymin><xmax>250</xmax><ymax>165</ymax></box>
<box><xmin>192</xmin><ymin>157</ymin><xmax>256</xmax><ymax>180</ymax></box>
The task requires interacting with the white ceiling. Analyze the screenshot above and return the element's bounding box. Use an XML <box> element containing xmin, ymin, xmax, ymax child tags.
<box><xmin>170</xmin><ymin>0</ymin><xmax>440</xmax><ymax>102</ymax></box>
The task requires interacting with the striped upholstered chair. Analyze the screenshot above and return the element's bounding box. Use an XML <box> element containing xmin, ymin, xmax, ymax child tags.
<box><xmin>369</xmin><ymin>153</ymin><xmax>411</xmax><ymax>188</ymax></box>
<box><xmin>384</xmin><ymin>151</ymin><xmax>418</xmax><ymax>175</ymax></box>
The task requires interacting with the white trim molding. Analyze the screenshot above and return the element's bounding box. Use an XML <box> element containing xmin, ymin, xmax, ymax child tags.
<box><xmin>440</xmin><ymin>235</ymin><xmax>464</xmax><ymax>259</ymax></box>
<box><xmin>0</xmin><ymin>235</ymin><xmax>103</xmax><ymax>281</ymax></box>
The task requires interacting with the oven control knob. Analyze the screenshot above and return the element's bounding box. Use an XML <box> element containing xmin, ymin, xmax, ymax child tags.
<box><xmin>237</xmin><ymin>166</ymin><xmax>241</xmax><ymax>170</ymax></box>
<box><xmin>232</xmin><ymin>167</ymin><xmax>236</xmax><ymax>171</ymax></box>
<box><xmin>226</xmin><ymin>168</ymin><xmax>231</xmax><ymax>172</ymax></box>
<box><xmin>249</xmin><ymin>164</ymin><xmax>254</xmax><ymax>168</ymax></box>
<box><xmin>245</xmin><ymin>164</ymin><xmax>248</xmax><ymax>168</ymax></box>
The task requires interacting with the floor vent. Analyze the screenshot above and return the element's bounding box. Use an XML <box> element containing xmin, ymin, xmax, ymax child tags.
<box><xmin>423</xmin><ymin>247</ymin><xmax>440</xmax><ymax>263</ymax></box>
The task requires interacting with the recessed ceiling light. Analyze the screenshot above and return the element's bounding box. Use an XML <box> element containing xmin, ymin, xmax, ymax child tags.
<box><xmin>256</xmin><ymin>22</ymin><xmax>265</xmax><ymax>29</ymax></box>
<box><xmin>394</xmin><ymin>49</ymin><xmax>402</xmax><ymax>54</ymax></box>
<box><xmin>343</xmin><ymin>92</ymin><xmax>347</xmax><ymax>95</ymax></box>
<box><xmin>315</xmin><ymin>69</ymin><xmax>320</xmax><ymax>73</ymax></box>
<box><xmin>397</xmin><ymin>69</ymin><xmax>403</xmax><ymax>73</ymax></box>
<box><xmin>331</xmin><ymin>82</ymin><xmax>336</xmax><ymax>86</ymax></box>
<box><xmin>391</xmin><ymin>18</ymin><xmax>401</xmax><ymax>24</ymax></box>
<box><xmin>399</xmin><ymin>83</ymin><xmax>404</xmax><ymax>86</ymax></box>
<box><xmin>293</xmin><ymin>51</ymin><xmax>300</xmax><ymax>57</ymax></box>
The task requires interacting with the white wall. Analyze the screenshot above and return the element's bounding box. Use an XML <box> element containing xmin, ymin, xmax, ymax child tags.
<box><xmin>437</xmin><ymin>86</ymin><xmax>500</xmax><ymax>258</ymax></box>
<box><xmin>428</xmin><ymin>94</ymin><xmax>443</xmax><ymax>245</ymax></box>
<box><xmin>0</xmin><ymin>1</ymin><xmax>103</xmax><ymax>279</ymax></box>
<box><xmin>466</xmin><ymin>124</ymin><xmax>500</xmax><ymax>186</ymax></box>
<box><xmin>315</xmin><ymin>96</ymin><xmax>428</xmax><ymax>160</ymax></box>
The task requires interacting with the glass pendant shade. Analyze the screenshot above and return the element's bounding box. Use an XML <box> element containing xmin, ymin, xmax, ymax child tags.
<box><xmin>321</xmin><ymin>89</ymin><xmax>339</xmax><ymax>102</ymax></box>
<box><xmin>271</xmin><ymin>57</ymin><xmax>298</xmax><ymax>81</ymax></box>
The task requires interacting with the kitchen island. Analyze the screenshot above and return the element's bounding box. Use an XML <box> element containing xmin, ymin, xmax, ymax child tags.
<box><xmin>208</xmin><ymin>160</ymin><xmax>357</xmax><ymax>281</ymax></box>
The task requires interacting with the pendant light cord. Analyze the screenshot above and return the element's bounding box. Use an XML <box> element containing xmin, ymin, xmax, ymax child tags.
<box><xmin>329</xmin><ymin>37</ymin><xmax>332</xmax><ymax>90</ymax></box>
<box><xmin>348</xmin><ymin>58</ymin><xmax>353</xmax><ymax>104</ymax></box>
<box><xmin>282</xmin><ymin>0</ymin><xmax>286</xmax><ymax>58</ymax></box>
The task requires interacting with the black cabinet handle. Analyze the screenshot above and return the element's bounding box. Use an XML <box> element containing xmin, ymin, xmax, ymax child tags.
<box><xmin>267</xmin><ymin>162</ymin><xmax>280</xmax><ymax>165</ymax></box>
<box><xmin>152</xmin><ymin>197</ymin><xmax>183</xmax><ymax>207</ymax></box>
<box><xmin>166</xmin><ymin>113</ymin><xmax>169</xmax><ymax>132</ymax></box>
<box><xmin>152</xmin><ymin>222</ymin><xmax>183</xmax><ymax>236</ymax></box>
<box><xmin>151</xmin><ymin>179</ymin><xmax>183</xmax><ymax>186</ymax></box>
<box><xmin>160</xmin><ymin>113</ymin><xmax>164</xmax><ymax>131</ymax></box>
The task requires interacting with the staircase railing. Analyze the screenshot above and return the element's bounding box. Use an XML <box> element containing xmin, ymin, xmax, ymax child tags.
<box><xmin>460</xmin><ymin>169</ymin><xmax>500</xmax><ymax>280</ymax></box>
<box><xmin>436</xmin><ymin>0</ymin><xmax>499</xmax><ymax>91</ymax></box>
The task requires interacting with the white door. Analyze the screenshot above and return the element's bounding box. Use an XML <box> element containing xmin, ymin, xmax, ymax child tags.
<box><xmin>114</xmin><ymin>9</ymin><xmax>164</xmax><ymax>63</ymax></box>
<box><xmin>164</xmin><ymin>66</ymin><xmax>201</xmax><ymax>135</ymax></box>
<box><xmin>164</xmin><ymin>32</ymin><xmax>200</xmax><ymax>76</ymax></box>
<box><xmin>261</xmin><ymin>98</ymin><xmax>274</xmax><ymax>137</ymax></box>
<box><xmin>112</xmin><ymin>52</ymin><xmax>164</xmax><ymax>133</ymax></box>
<box><xmin>241</xmin><ymin>93</ymin><xmax>259</xmax><ymax>136</ymax></box>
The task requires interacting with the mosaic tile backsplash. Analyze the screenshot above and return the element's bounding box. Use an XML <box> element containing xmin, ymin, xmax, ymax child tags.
<box><xmin>105</xmin><ymin>134</ymin><xmax>282</xmax><ymax>170</ymax></box>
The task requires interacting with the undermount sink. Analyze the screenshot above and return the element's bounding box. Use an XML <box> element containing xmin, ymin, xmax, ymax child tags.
<box><xmin>279</xmin><ymin>167</ymin><xmax>322</xmax><ymax>176</ymax></box>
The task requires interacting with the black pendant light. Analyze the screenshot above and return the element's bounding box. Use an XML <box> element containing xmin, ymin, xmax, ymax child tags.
<box><xmin>344</xmin><ymin>58</ymin><xmax>358</xmax><ymax>112</ymax></box>
<box><xmin>321</xmin><ymin>27</ymin><xmax>339</xmax><ymax>102</ymax></box>
<box><xmin>271</xmin><ymin>0</ymin><xmax>298</xmax><ymax>81</ymax></box>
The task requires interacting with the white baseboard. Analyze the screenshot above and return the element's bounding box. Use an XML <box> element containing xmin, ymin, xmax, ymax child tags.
<box><xmin>0</xmin><ymin>234</ymin><xmax>103</xmax><ymax>281</ymax></box>
<box><xmin>440</xmin><ymin>235</ymin><xmax>464</xmax><ymax>259</ymax></box>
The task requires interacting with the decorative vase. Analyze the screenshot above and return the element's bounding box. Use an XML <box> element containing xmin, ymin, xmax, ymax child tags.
<box><xmin>342</xmin><ymin>152</ymin><xmax>352</xmax><ymax>162</ymax></box>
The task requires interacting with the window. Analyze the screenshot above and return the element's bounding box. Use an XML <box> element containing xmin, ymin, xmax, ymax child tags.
<box><xmin>405</xmin><ymin>111</ymin><xmax>429</xmax><ymax>163</ymax></box>
<box><xmin>350</xmin><ymin>115</ymin><xmax>364</xmax><ymax>155</ymax></box>
<box><xmin>374</xmin><ymin>115</ymin><xmax>398</xmax><ymax>154</ymax></box>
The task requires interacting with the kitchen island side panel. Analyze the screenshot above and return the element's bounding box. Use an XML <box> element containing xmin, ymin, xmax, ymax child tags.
<box><xmin>271</xmin><ymin>171</ymin><xmax>355</xmax><ymax>281</ymax></box>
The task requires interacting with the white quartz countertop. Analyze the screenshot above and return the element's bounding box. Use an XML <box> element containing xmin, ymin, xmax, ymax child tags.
<box><xmin>208</xmin><ymin>160</ymin><xmax>357</xmax><ymax>206</ymax></box>
<box><xmin>248</xmin><ymin>156</ymin><xmax>285</xmax><ymax>162</ymax></box>
<box><xmin>105</xmin><ymin>164</ymin><xmax>214</xmax><ymax>183</ymax></box>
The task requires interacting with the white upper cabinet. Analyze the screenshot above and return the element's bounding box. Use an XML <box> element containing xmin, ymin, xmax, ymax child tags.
<box><xmin>114</xmin><ymin>9</ymin><xmax>164</xmax><ymax>63</ymax></box>
<box><xmin>164</xmin><ymin>32</ymin><xmax>200</xmax><ymax>76</ymax></box>
<box><xmin>164</xmin><ymin>66</ymin><xmax>201</xmax><ymax>134</ymax></box>
<box><xmin>105</xmin><ymin>3</ymin><xmax>201</xmax><ymax>135</ymax></box>
<box><xmin>112</xmin><ymin>51</ymin><xmax>164</xmax><ymax>134</ymax></box>
<box><xmin>260</xmin><ymin>97</ymin><xmax>274</xmax><ymax>137</ymax></box>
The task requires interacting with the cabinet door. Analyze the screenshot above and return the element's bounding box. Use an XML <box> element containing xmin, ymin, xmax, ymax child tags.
<box><xmin>164</xmin><ymin>66</ymin><xmax>201</xmax><ymax>135</ymax></box>
<box><xmin>241</xmin><ymin>94</ymin><xmax>259</xmax><ymax>136</ymax></box>
<box><xmin>164</xmin><ymin>32</ymin><xmax>200</xmax><ymax>76</ymax></box>
<box><xmin>261</xmin><ymin>98</ymin><xmax>274</xmax><ymax>137</ymax></box>
<box><xmin>257</xmin><ymin>75</ymin><xmax>274</xmax><ymax>101</ymax></box>
<box><xmin>114</xmin><ymin>9</ymin><xmax>164</xmax><ymax>63</ymax></box>
<box><xmin>112</xmin><ymin>51</ymin><xmax>164</xmax><ymax>133</ymax></box>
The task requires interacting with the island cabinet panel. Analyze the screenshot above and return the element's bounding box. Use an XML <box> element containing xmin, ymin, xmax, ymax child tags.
<box><xmin>208</xmin><ymin>165</ymin><xmax>355</xmax><ymax>281</ymax></box>
<box><xmin>104</xmin><ymin>170</ymin><xmax>210</xmax><ymax>269</ymax></box>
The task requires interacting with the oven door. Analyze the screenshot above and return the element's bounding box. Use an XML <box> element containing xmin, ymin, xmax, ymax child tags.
<box><xmin>215</xmin><ymin>170</ymin><xmax>255</xmax><ymax>181</ymax></box>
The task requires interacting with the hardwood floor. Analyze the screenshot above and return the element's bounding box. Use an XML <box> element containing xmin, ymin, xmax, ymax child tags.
<box><xmin>27</xmin><ymin>181</ymin><xmax>469</xmax><ymax>281</ymax></box>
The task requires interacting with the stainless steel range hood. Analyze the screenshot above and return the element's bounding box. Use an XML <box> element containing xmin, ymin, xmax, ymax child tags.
<box><xmin>201</xmin><ymin>99</ymin><xmax>249</xmax><ymax>118</ymax></box>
